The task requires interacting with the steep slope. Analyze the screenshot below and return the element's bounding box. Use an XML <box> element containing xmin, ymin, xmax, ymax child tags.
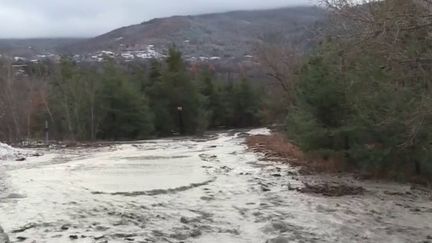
<box><xmin>63</xmin><ymin>6</ymin><xmax>326</xmax><ymax>58</ymax></box>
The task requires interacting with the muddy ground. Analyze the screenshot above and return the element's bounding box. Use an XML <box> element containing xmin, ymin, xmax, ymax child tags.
<box><xmin>0</xmin><ymin>129</ymin><xmax>431</xmax><ymax>243</ymax></box>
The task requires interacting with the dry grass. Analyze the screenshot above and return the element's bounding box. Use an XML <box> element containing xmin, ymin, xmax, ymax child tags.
<box><xmin>247</xmin><ymin>132</ymin><xmax>432</xmax><ymax>191</ymax></box>
<box><xmin>246</xmin><ymin>133</ymin><xmax>304</xmax><ymax>161</ymax></box>
<box><xmin>246</xmin><ymin>133</ymin><xmax>431</xmax><ymax>186</ymax></box>
<box><xmin>246</xmin><ymin>133</ymin><xmax>345</xmax><ymax>174</ymax></box>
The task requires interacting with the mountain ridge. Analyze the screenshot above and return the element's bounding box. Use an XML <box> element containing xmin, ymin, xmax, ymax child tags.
<box><xmin>0</xmin><ymin>6</ymin><xmax>326</xmax><ymax>61</ymax></box>
<box><xmin>62</xmin><ymin>6</ymin><xmax>326</xmax><ymax>58</ymax></box>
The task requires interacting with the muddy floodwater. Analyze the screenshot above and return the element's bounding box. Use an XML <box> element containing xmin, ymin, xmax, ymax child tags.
<box><xmin>0</xmin><ymin>129</ymin><xmax>431</xmax><ymax>243</ymax></box>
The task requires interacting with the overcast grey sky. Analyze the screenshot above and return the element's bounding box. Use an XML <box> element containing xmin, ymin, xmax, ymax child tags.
<box><xmin>0</xmin><ymin>0</ymin><xmax>311</xmax><ymax>38</ymax></box>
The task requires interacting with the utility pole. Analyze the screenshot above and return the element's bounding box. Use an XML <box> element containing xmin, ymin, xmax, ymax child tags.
<box><xmin>177</xmin><ymin>106</ymin><xmax>184</xmax><ymax>135</ymax></box>
<box><xmin>44</xmin><ymin>120</ymin><xmax>49</xmax><ymax>145</ymax></box>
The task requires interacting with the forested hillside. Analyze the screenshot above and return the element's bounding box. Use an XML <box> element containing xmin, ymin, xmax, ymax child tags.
<box><xmin>2</xmin><ymin>2</ymin><xmax>432</xmax><ymax>243</ymax></box>
<box><xmin>1</xmin><ymin>0</ymin><xmax>430</xmax><ymax>181</ymax></box>
<box><xmin>0</xmin><ymin>48</ymin><xmax>262</xmax><ymax>141</ymax></box>
<box><xmin>63</xmin><ymin>7</ymin><xmax>325</xmax><ymax>58</ymax></box>
<box><xmin>263</xmin><ymin>0</ymin><xmax>432</xmax><ymax>179</ymax></box>
<box><xmin>0</xmin><ymin>6</ymin><xmax>326</xmax><ymax>143</ymax></box>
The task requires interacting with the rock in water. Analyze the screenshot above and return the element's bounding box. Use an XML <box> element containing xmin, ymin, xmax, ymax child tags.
<box><xmin>0</xmin><ymin>226</ymin><xmax>10</xmax><ymax>243</ymax></box>
<box><xmin>69</xmin><ymin>234</ymin><xmax>79</xmax><ymax>240</ymax></box>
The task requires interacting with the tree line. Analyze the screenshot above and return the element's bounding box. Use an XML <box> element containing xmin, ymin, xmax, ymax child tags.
<box><xmin>0</xmin><ymin>48</ymin><xmax>263</xmax><ymax>142</ymax></box>
<box><xmin>262</xmin><ymin>0</ymin><xmax>432</xmax><ymax>179</ymax></box>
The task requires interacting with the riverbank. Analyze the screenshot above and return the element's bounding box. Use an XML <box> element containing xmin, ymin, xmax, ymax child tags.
<box><xmin>246</xmin><ymin>132</ymin><xmax>432</xmax><ymax>242</ymax></box>
<box><xmin>246</xmin><ymin>132</ymin><xmax>432</xmax><ymax>187</ymax></box>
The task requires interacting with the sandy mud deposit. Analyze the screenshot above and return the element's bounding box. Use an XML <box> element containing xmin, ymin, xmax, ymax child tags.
<box><xmin>0</xmin><ymin>129</ymin><xmax>431</xmax><ymax>243</ymax></box>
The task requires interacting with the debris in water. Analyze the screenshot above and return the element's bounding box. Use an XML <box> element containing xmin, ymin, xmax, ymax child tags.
<box><xmin>69</xmin><ymin>234</ymin><xmax>79</xmax><ymax>240</ymax></box>
<box><xmin>11</xmin><ymin>223</ymin><xmax>37</xmax><ymax>233</ymax></box>
<box><xmin>298</xmin><ymin>183</ymin><xmax>365</xmax><ymax>197</ymax></box>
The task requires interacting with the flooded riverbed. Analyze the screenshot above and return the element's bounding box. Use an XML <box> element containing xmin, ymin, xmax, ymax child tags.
<box><xmin>0</xmin><ymin>129</ymin><xmax>431</xmax><ymax>243</ymax></box>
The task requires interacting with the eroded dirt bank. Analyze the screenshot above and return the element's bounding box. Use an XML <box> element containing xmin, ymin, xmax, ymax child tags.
<box><xmin>0</xmin><ymin>129</ymin><xmax>431</xmax><ymax>243</ymax></box>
